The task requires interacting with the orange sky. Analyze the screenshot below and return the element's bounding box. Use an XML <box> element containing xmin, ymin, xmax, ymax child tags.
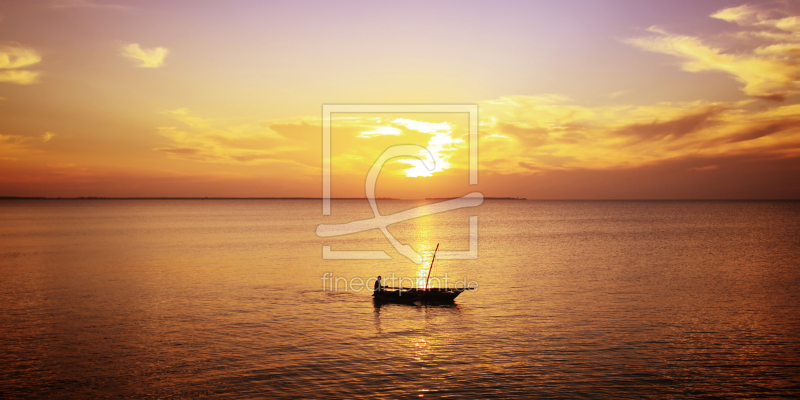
<box><xmin>1</xmin><ymin>0</ymin><xmax>799</xmax><ymax>199</ymax></box>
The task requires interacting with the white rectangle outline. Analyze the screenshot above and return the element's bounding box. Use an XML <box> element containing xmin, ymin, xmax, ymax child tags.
<box><xmin>322</xmin><ymin>104</ymin><xmax>478</xmax><ymax>215</ymax></box>
<box><xmin>321</xmin><ymin>104</ymin><xmax>479</xmax><ymax>261</ymax></box>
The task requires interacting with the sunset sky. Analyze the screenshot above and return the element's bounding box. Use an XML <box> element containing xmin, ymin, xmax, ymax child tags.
<box><xmin>1</xmin><ymin>0</ymin><xmax>799</xmax><ymax>199</ymax></box>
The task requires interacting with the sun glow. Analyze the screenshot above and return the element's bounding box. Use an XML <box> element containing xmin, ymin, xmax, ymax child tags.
<box><xmin>358</xmin><ymin>126</ymin><xmax>402</xmax><ymax>137</ymax></box>
<box><xmin>415</xmin><ymin>241</ymin><xmax>440</xmax><ymax>288</ymax></box>
<box><xmin>391</xmin><ymin>118</ymin><xmax>463</xmax><ymax>178</ymax></box>
<box><xmin>1</xmin><ymin>2</ymin><xmax>798</xmax><ymax>199</ymax></box>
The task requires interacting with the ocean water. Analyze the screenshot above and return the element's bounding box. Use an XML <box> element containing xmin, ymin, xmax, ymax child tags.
<box><xmin>0</xmin><ymin>199</ymin><xmax>798</xmax><ymax>398</ymax></box>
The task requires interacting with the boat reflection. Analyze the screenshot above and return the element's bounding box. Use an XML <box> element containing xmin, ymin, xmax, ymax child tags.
<box><xmin>372</xmin><ymin>300</ymin><xmax>463</xmax><ymax>335</ymax></box>
<box><xmin>372</xmin><ymin>299</ymin><xmax>463</xmax><ymax>312</ymax></box>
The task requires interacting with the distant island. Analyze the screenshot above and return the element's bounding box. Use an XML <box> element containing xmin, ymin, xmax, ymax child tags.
<box><xmin>425</xmin><ymin>197</ymin><xmax>527</xmax><ymax>200</ymax></box>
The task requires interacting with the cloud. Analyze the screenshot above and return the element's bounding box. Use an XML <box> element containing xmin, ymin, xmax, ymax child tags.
<box><xmin>735</xmin><ymin>30</ymin><xmax>800</xmax><ymax>42</ymax></box>
<box><xmin>121</xmin><ymin>43</ymin><xmax>168</xmax><ymax>68</ymax></box>
<box><xmin>476</xmin><ymin>95</ymin><xmax>800</xmax><ymax>175</ymax></box>
<box><xmin>0</xmin><ymin>134</ymin><xmax>26</xmax><ymax>146</ymax></box>
<box><xmin>625</xmin><ymin>5</ymin><xmax>800</xmax><ymax>101</ymax></box>
<box><xmin>0</xmin><ymin>45</ymin><xmax>40</xmax><ymax>68</ymax></box>
<box><xmin>710</xmin><ymin>4</ymin><xmax>763</xmax><ymax>25</ymax></box>
<box><xmin>2</xmin><ymin>131</ymin><xmax>59</xmax><ymax>157</ymax></box>
<box><xmin>482</xmin><ymin>149</ymin><xmax>800</xmax><ymax>199</ymax></box>
<box><xmin>358</xmin><ymin>126</ymin><xmax>402</xmax><ymax>137</ymax></box>
<box><xmin>163</xmin><ymin>108</ymin><xmax>210</xmax><ymax>129</ymax></box>
<box><xmin>626</xmin><ymin>29</ymin><xmax>800</xmax><ymax>101</ymax></box>
<box><xmin>613</xmin><ymin>106</ymin><xmax>724</xmax><ymax>143</ymax></box>
<box><xmin>153</xmin><ymin>109</ymin><xmax>472</xmax><ymax>181</ymax></box>
<box><xmin>0</xmin><ymin>44</ymin><xmax>42</xmax><ymax>84</ymax></box>
<box><xmin>723</xmin><ymin>120</ymin><xmax>799</xmax><ymax>144</ymax></box>
<box><xmin>0</xmin><ymin>134</ymin><xmax>33</xmax><ymax>158</ymax></box>
<box><xmin>711</xmin><ymin>4</ymin><xmax>800</xmax><ymax>46</ymax></box>
<box><xmin>391</xmin><ymin>118</ymin><xmax>462</xmax><ymax>177</ymax></box>
<box><xmin>608</xmin><ymin>90</ymin><xmax>627</xmax><ymax>99</ymax></box>
<box><xmin>154</xmin><ymin>109</ymin><xmax>319</xmax><ymax>172</ymax></box>
<box><xmin>151</xmin><ymin>94</ymin><xmax>800</xmax><ymax>195</ymax></box>
<box><xmin>711</xmin><ymin>5</ymin><xmax>799</xmax><ymax>32</ymax></box>
<box><xmin>0</xmin><ymin>70</ymin><xmax>40</xmax><ymax>84</ymax></box>
<box><xmin>50</xmin><ymin>0</ymin><xmax>128</xmax><ymax>11</ymax></box>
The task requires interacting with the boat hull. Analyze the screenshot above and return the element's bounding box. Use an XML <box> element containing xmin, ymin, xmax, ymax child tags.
<box><xmin>373</xmin><ymin>287</ymin><xmax>465</xmax><ymax>304</ymax></box>
<box><xmin>412</xmin><ymin>288</ymin><xmax>464</xmax><ymax>303</ymax></box>
<box><xmin>372</xmin><ymin>288</ymin><xmax>418</xmax><ymax>304</ymax></box>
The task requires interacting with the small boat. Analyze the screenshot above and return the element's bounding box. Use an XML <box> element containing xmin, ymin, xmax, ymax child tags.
<box><xmin>373</xmin><ymin>243</ymin><xmax>466</xmax><ymax>304</ymax></box>
<box><xmin>372</xmin><ymin>286</ymin><xmax>419</xmax><ymax>303</ymax></box>
<box><xmin>373</xmin><ymin>286</ymin><xmax>465</xmax><ymax>304</ymax></box>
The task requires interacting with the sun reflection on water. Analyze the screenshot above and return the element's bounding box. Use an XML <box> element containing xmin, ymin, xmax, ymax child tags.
<box><xmin>412</xmin><ymin>337</ymin><xmax>430</xmax><ymax>362</ymax></box>
<box><xmin>412</xmin><ymin>218</ymin><xmax>439</xmax><ymax>288</ymax></box>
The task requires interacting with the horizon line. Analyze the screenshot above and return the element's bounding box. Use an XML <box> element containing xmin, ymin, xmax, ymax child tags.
<box><xmin>0</xmin><ymin>197</ymin><xmax>798</xmax><ymax>201</ymax></box>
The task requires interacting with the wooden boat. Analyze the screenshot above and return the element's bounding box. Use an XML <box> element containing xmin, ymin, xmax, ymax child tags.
<box><xmin>373</xmin><ymin>286</ymin><xmax>465</xmax><ymax>304</ymax></box>
<box><xmin>373</xmin><ymin>243</ymin><xmax>466</xmax><ymax>304</ymax></box>
<box><xmin>372</xmin><ymin>287</ymin><xmax>419</xmax><ymax>303</ymax></box>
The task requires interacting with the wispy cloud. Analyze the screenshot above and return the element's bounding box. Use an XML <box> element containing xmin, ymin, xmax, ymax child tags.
<box><xmin>155</xmin><ymin>109</ymin><xmax>318</xmax><ymax>171</ymax></box>
<box><xmin>608</xmin><ymin>90</ymin><xmax>628</xmax><ymax>99</ymax></box>
<box><xmin>624</xmin><ymin>5</ymin><xmax>800</xmax><ymax>101</ymax></box>
<box><xmin>121</xmin><ymin>43</ymin><xmax>168</xmax><ymax>68</ymax></box>
<box><xmin>476</xmin><ymin>95</ymin><xmax>800</xmax><ymax>175</ymax></box>
<box><xmin>711</xmin><ymin>4</ymin><xmax>799</xmax><ymax>32</ymax></box>
<box><xmin>163</xmin><ymin>108</ymin><xmax>210</xmax><ymax>129</ymax></box>
<box><xmin>0</xmin><ymin>133</ymin><xmax>32</xmax><ymax>158</ymax></box>
<box><xmin>151</xmin><ymin>94</ymin><xmax>800</xmax><ymax>189</ymax></box>
<box><xmin>358</xmin><ymin>126</ymin><xmax>402</xmax><ymax>137</ymax></box>
<box><xmin>50</xmin><ymin>0</ymin><xmax>129</xmax><ymax>11</ymax></box>
<box><xmin>154</xmin><ymin>109</ymin><xmax>471</xmax><ymax>180</ymax></box>
<box><xmin>0</xmin><ymin>70</ymin><xmax>40</xmax><ymax>85</ymax></box>
<box><xmin>0</xmin><ymin>44</ymin><xmax>42</xmax><ymax>85</ymax></box>
<box><xmin>0</xmin><ymin>134</ymin><xmax>26</xmax><ymax>146</ymax></box>
<box><xmin>626</xmin><ymin>28</ymin><xmax>799</xmax><ymax>101</ymax></box>
<box><xmin>1</xmin><ymin>131</ymin><xmax>60</xmax><ymax>158</ymax></box>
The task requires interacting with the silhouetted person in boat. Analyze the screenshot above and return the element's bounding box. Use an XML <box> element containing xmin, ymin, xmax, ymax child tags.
<box><xmin>374</xmin><ymin>276</ymin><xmax>383</xmax><ymax>292</ymax></box>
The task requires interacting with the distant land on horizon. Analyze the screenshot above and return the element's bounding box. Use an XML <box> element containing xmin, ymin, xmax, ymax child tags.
<box><xmin>2</xmin><ymin>197</ymin><xmax>798</xmax><ymax>201</ymax></box>
<box><xmin>425</xmin><ymin>197</ymin><xmax>526</xmax><ymax>200</ymax></box>
<box><xmin>0</xmin><ymin>196</ymin><xmax>523</xmax><ymax>200</ymax></box>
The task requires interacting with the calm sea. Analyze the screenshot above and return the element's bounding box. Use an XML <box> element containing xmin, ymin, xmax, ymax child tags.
<box><xmin>1</xmin><ymin>199</ymin><xmax>798</xmax><ymax>398</ymax></box>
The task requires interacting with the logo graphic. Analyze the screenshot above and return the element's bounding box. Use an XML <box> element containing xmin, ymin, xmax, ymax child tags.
<box><xmin>316</xmin><ymin>104</ymin><xmax>482</xmax><ymax>264</ymax></box>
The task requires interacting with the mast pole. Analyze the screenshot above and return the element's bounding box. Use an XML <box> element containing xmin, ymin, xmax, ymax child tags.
<box><xmin>425</xmin><ymin>243</ymin><xmax>439</xmax><ymax>290</ymax></box>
